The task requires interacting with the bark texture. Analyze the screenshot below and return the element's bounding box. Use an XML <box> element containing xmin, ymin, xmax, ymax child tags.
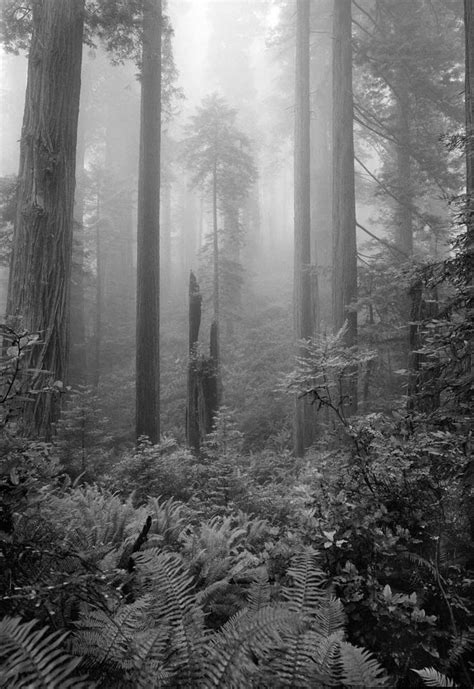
<box><xmin>186</xmin><ymin>272</ymin><xmax>219</xmax><ymax>455</ymax></box>
<box><xmin>136</xmin><ymin>0</ymin><xmax>161</xmax><ymax>443</ymax></box>
<box><xmin>186</xmin><ymin>272</ymin><xmax>202</xmax><ymax>454</ymax></box>
<box><xmin>466</xmin><ymin>0</ymin><xmax>474</xmax><ymax>250</ymax></box>
<box><xmin>6</xmin><ymin>0</ymin><xmax>85</xmax><ymax>437</ymax></box>
<box><xmin>294</xmin><ymin>0</ymin><xmax>314</xmax><ymax>457</ymax></box>
<box><xmin>332</xmin><ymin>0</ymin><xmax>357</xmax><ymax>414</ymax></box>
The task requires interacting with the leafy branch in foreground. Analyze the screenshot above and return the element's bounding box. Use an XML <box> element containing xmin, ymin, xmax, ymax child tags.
<box><xmin>283</xmin><ymin>325</ymin><xmax>376</xmax><ymax>426</ymax></box>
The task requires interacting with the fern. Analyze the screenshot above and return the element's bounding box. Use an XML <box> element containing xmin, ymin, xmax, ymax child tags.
<box><xmin>74</xmin><ymin>596</ymin><xmax>153</xmax><ymax>669</ymax></box>
<box><xmin>132</xmin><ymin>549</ymin><xmax>206</xmax><ymax>685</ymax></box>
<box><xmin>145</xmin><ymin>496</ymin><xmax>191</xmax><ymax>546</ymax></box>
<box><xmin>202</xmin><ymin>606</ymin><xmax>291</xmax><ymax>688</ymax></box>
<box><xmin>314</xmin><ymin>596</ymin><xmax>346</xmax><ymax>638</ymax></box>
<box><xmin>247</xmin><ymin>569</ymin><xmax>271</xmax><ymax>613</ymax></box>
<box><xmin>282</xmin><ymin>551</ymin><xmax>327</xmax><ymax>615</ymax></box>
<box><xmin>339</xmin><ymin>642</ymin><xmax>387</xmax><ymax>687</ymax></box>
<box><xmin>0</xmin><ymin>616</ymin><xmax>92</xmax><ymax>688</ymax></box>
<box><xmin>412</xmin><ymin>667</ymin><xmax>456</xmax><ymax>687</ymax></box>
<box><xmin>74</xmin><ymin>595</ymin><xmax>170</xmax><ymax>688</ymax></box>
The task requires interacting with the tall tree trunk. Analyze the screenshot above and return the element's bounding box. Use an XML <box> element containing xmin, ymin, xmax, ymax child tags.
<box><xmin>332</xmin><ymin>0</ymin><xmax>358</xmax><ymax>413</ymax></box>
<box><xmin>161</xmin><ymin>180</ymin><xmax>172</xmax><ymax>299</ymax></box>
<box><xmin>212</xmin><ymin>160</ymin><xmax>221</xmax><ymax>403</ymax></box>
<box><xmin>70</xmin><ymin>94</ymin><xmax>87</xmax><ymax>387</ymax></box>
<box><xmin>310</xmin><ymin>0</ymin><xmax>333</xmax><ymax>330</ymax></box>
<box><xmin>136</xmin><ymin>0</ymin><xmax>161</xmax><ymax>443</ymax></box>
<box><xmin>466</xmin><ymin>0</ymin><xmax>474</xmax><ymax>251</ymax></box>
<box><xmin>186</xmin><ymin>271</ymin><xmax>202</xmax><ymax>454</ymax></box>
<box><xmin>6</xmin><ymin>0</ymin><xmax>84</xmax><ymax>438</ymax></box>
<box><xmin>294</xmin><ymin>0</ymin><xmax>314</xmax><ymax>457</ymax></box>
<box><xmin>464</xmin><ymin>0</ymin><xmax>474</xmax><ymax>564</ymax></box>
<box><xmin>93</xmin><ymin>191</ymin><xmax>103</xmax><ymax>390</ymax></box>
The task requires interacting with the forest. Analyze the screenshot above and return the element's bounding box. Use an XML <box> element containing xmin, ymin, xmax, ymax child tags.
<box><xmin>0</xmin><ymin>0</ymin><xmax>473</xmax><ymax>686</ymax></box>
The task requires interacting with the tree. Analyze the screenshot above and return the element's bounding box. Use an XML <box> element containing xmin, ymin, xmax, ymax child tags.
<box><xmin>136</xmin><ymin>0</ymin><xmax>161</xmax><ymax>443</ymax></box>
<box><xmin>293</xmin><ymin>0</ymin><xmax>314</xmax><ymax>457</ymax></box>
<box><xmin>353</xmin><ymin>0</ymin><xmax>464</xmax><ymax>256</ymax></box>
<box><xmin>5</xmin><ymin>0</ymin><xmax>85</xmax><ymax>437</ymax></box>
<box><xmin>186</xmin><ymin>271</ymin><xmax>218</xmax><ymax>454</ymax></box>
<box><xmin>332</xmin><ymin>0</ymin><xmax>358</xmax><ymax>413</ymax></box>
<box><xmin>466</xmin><ymin>0</ymin><xmax>474</xmax><ymax>250</ymax></box>
<box><xmin>182</xmin><ymin>94</ymin><xmax>256</xmax><ymax>402</ymax></box>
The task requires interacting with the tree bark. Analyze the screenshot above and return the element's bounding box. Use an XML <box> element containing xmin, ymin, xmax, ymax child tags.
<box><xmin>70</xmin><ymin>96</ymin><xmax>87</xmax><ymax>387</ymax></box>
<box><xmin>294</xmin><ymin>0</ymin><xmax>314</xmax><ymax>457</ymax></box>
<box><xmin>332</xmin><ymin>0</ymin><xmax>358</xmax><ymax>413</ymax></box>
<box><xmin>186</xmin><ymin>271</ymin><xmax>202</xmax><ymax>453</ymax></box>
<box><xmin>161</xmin><ymin>179</ymin><xmax>172</xmax><ymax>299</ymax></box>
<box><xmin>206</xmin><ymin>320</ymin><xmax>219</xmax><ymax>430</ymax></box>
<box><xmin>136</xmin><ymin>0</ymin><xmax>161</xmax><ymax>443</ymax></box>
<box><xmin>310</xmin><ymin>0</ymin><xmax>332</xmax><ymax>330</ymax></box>
<box><xmin>6</xmin><ymin>0</ymin><xmax>84</xmax><ymax>437</ymax></box>
<box><xmin>212</xmin><ymin>160</ymin><xmax>221</xmax><ymax>404</ymax></box>
<box><xmin>466</xmin><ymin>0</ymin><xmax>474</xmax><ymax>251</ymax></box>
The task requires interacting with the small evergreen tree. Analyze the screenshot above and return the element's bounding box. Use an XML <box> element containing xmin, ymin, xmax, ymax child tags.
<box><xmin>182</xmin><ymin>94</ymin><xmax>257</xmax><ymax>401</ymax></box>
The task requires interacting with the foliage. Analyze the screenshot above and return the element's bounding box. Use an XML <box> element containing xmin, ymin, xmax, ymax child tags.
<box><xmin>55</xmin><ymin>386</ymin><xmax>113</xmax><ymax>481</ymax></box>
<box><xmin>284</xmin><ymin>325</ymin><xmax>377</xmax><ymax>425</ymax></box>
<box><xmin>0</xmin><ymin>175</ymin><xmax>16</xmax><ymax>264</ymax></box>
<box><xmin>0</xmin><ymin>616</ymin><xmax>92</xmax><ymax>688</ymax></box>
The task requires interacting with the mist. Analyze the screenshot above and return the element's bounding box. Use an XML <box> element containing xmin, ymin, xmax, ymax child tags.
<box><xmin>0</xmin><ymin>2</ymin><xmax>472</xmax><ymax>686</ymax></box>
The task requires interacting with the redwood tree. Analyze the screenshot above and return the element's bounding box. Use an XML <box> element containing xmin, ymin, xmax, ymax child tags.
<box><xmin>136</xmin><ymin>0</ymin><xmax>162</xmax><ymax>443</ymax></box>
<box><xmin>466</xmin><ymin>0</ymin><xmax>474</xmax><ymax>249</ymax></box>
<box><xmin>332</xmin><ymin>0</ymin><xmax>358</xmax><ymax>412</ymax></box>
<box><xmin>294</xmin><ymin>0</ymin><xmax>314</xmax><ymax>457</ymax></box>
<box><xmin>6</xmin><ymin>0</ymin><xmax>85</xmax><ymax>437</ymax></box>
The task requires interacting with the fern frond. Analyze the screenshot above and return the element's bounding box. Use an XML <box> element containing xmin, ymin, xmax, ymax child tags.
<box><xmin>0</xmin><ymin>616</ymin><xmax>91</xmax><ymax>689</ymax></box>
<box><xmin>412</xmin><ymin>667</ymin><xmax>456</xmax><ymax>687</ymax></box>
<box><xmin>74</xmin><ymin>596</ymin><xmax>152</xmax><ymax>669</ymax></box>
<box><xmin>202</xmin><ymin>606</ymin><xmax>291</xmax><ymax>688</ymax></box>
<box><xmin>247</xmin><ymin>569</ymin><xmax>271</xmax><ymax>613</ymax></box>
<box><xmin>314</xmin><ymin>631</ymin><xmax>344</xmax><ymax>683</ymax></box>
<box><xmin>340</xmin><ymin>641</ymin><xmax>387</xmax><ymax>687</ymax></box>
<box><xmin>132</xmin><ymin>549</ymin><xmax>205</xmax><ymax>685</ymax></box>
<box><xmin>314</xmin><ymin>596</ymin><xmax>346</xmax><ymax>638</ymax></box>
<box><xmin>128</xmin><ymin>627</ymin><xmax>170</xmax><ymax>689</ymax></box>
<box><xmin>282</xmin><ymin>552</ymin><xmax>327</xmax><ymax>615</ymax></box>
<box><xmin>267</xmin><ymin>627</ymin><xmax>327</xmax><ymax>688</ymax></box>
<box><xmin>146</xmin><ymin>496</ymin><xmax>191</xmax><ymax>545</ymax></box>
<box><xmin>448</xmin><ymin>631</ymin><xmax>474</xmax><ymax>668</ymax></box>
<box><xmin>196</xmin><ymin>578</ymin><xmax>231</xmax><ymax>607</ymax></box>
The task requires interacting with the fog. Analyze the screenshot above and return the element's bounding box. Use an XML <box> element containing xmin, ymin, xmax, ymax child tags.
<box><xmin>0</xmin><ymin>0</ymin><xmax>465</xmax><ymax>447</ymax></box>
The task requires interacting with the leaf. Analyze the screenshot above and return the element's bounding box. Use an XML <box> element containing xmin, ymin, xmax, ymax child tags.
<box><xmin>412</xmin><ymin>667</ymin><xmax>455</xmax><ymax>687</ymax></box>
<box><xmin>0</xmin><ymin>616</ymin><xmax>93</xmax><ymax>688</ymax></box>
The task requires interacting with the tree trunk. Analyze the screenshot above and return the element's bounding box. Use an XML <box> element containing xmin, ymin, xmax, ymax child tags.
<box><xmin>70</xmin><ymin>95</ymin><xmax>87</xmax><ymax>387</ymax></box>
<box><xmin>161</xmin><ymin>180</ymin><xmax>172</xmax><ymax>299</ymax></box>
<box><xmin>464</xmin><ymin>0</ymin><xmax>474</xmax><ymax>559</ymax></box>
<box><xmin>332</xmin><ymin>0</ymin><xmax>358</xmax><ymax>413</ymax></box>
<box><xmin>206</xmin><ymin>320</ymin><xmax>219</xmax><ymax>429</ymax></box>
<box><xmin>186</xmin><ymin>271</ymin><xmax>202</xmax><ymax>453</ymax></box>
<box><xmin>294</xmin><ymin>0</ymin><xmax>314</xmax><ymax>457</ymax></box>
<box><xmin>212</xmin><ymin>161</ymin><xmax>221</xmax><ymax>403</ymax></box>
<box><xmin>6</xmin><ymin>0</ymin><xmax>84</xmax><ymax>438</ymax></box>
<box><xmin>310</xmin><ymin>0</ymin><xmax>333</xmax><ymax>330</ymax></box>
<box><xmin>136</xmin><ymin>0</ymin><xmax>161</xmax><ymax>443</ymax></box>
<box><xmin>466</xmin><ymin>0</ymin><xmax>474</xmax><ymax>251</ymax></box>
<box><xmin>93</xmin><ymin>192</ymin><xmax>103</xmax><ymax>390</ymax></box>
